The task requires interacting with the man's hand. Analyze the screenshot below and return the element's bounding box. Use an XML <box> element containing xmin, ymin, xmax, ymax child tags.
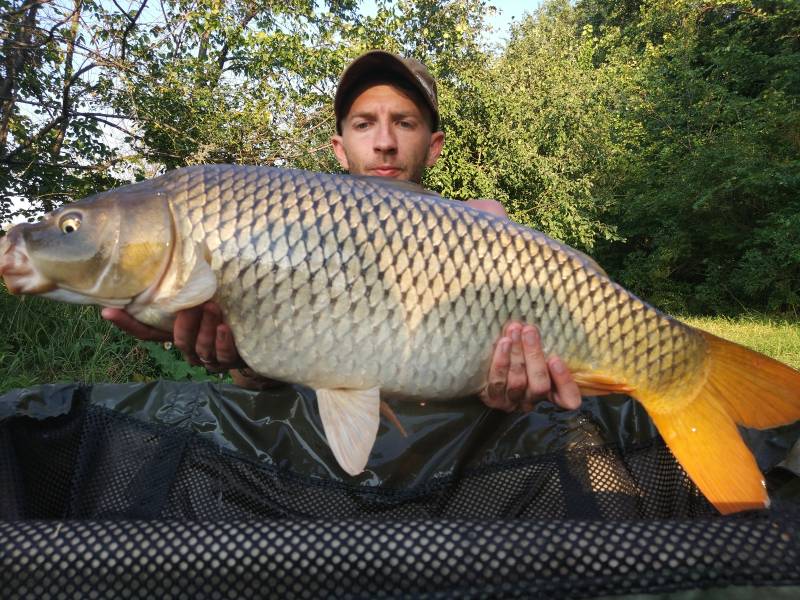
<box><xmin>104</xmin><ymin>302</ymin><xmax>284</xmax><ymax>389</ymax></box>
<box><xmin>102</xmin><ymin>302</ymin><xmax>243</xmax><ymax>372</ymax></box>
<box><xmin>481</xmin><ymin>321</ymin><xmax>581</xmax><ymax>412</ymax></box>
<box><xmin>465</xmin><ymin>198</ymin><xmax>508</xmax><ymax>218</ymax></box>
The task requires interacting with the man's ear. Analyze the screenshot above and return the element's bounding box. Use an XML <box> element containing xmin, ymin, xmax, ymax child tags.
<box><xmin>331</xmin><ymin>135</ymin><xmax>350</xmax><ymax>171</ymax></box>
<box><xmin>425</xmin><ymin>131</ymin><xmax>445</xmax><ymax>167</ymax></box>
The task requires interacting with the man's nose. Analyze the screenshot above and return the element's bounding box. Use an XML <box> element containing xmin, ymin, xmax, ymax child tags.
<box><xmin>373</xmin><ymin>123</ymin><xmax>397</xmax><ymax>153</ymax></box>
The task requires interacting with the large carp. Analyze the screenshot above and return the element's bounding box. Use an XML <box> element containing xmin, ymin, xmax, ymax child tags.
<box><xmin>1</xmin><ymin>165</ymin><xmax>798</xmax><ymax>514</ymax></box>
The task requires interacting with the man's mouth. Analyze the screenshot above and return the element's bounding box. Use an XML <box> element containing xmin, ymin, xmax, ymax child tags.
<box><xmin>371</xmin><ymin>166</ymin><xmax>402</xmax><ymax>178</ymax></box>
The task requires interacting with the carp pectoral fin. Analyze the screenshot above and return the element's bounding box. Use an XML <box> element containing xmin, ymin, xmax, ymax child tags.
<box><xmin>316</xmin><ymin>387</ymin><xmax>381</xmax><ymax>476</ymax></box>
<box><xmin>571</xmin><ymin>371</ymin><xmax>635</xmax><ymax>396</ymax></box>
<box><xmin>153</xmin><ymin>256</ymin><xmax>217</xmax><ymax>313</ymax></box>
<box><xmin>127</xmin><ymin>257</ymin><xmax>217</xmax><ymax>330</ymax></box>
<box><xmin>648</xmin><ymin>398</ymin><xmax>769</xmax><ymax>514</ymax></box>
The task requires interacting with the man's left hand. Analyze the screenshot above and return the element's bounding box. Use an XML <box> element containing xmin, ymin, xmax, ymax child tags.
<box><xmin>481</xmin><ymin>321</ymin><xmax>582</xmax><ymax>412</ymax></box>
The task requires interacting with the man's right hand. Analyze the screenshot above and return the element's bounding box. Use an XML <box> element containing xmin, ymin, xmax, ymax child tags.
<box><xmin>102</xmin><ymin>302</ymin><xmax>242</xmax><ymax>372</ymax></box>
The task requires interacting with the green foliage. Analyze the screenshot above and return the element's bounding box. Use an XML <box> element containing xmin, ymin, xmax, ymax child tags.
<box><xmin>0</xmin><ymin>0</ymin><xmax>126</xmax><ymax>223</ymax></box>
<box><xmin>430</xmin><ymin>0</ymin><xmax>632</xmax><ymax>250</ymax></box>
<box><xmin>0</xmin><ymin>284</ymin><xmax>228</xmax><ymax>393</ymax></box>
<box><xmin>586</xmin><ymin>0</ymin><xmax>800</xmax><ymax>314</ymax></box>
<box><xmin>0</xmin><ymin>285</ymin><xmax>157</xmax><ymax>393</ymax></box>
<box><xmin>142</xmin><ymin>341</ymin><xmax>229</xmax><ymax>382</ymax></box>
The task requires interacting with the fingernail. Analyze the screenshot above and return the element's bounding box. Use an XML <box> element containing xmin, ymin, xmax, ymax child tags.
<box><xmin>500</xmin><ymin>340</ymin><xmax>511</xmax><ymax>353</ymax></box>
<box><xmin>511</xmin><ymin>329</ymin><xmax>520</xmax><ymax>343</ymax></box>
<box><xmin>550</xmin><ymin>358</ymin><xmax>565</xmax><ymax>374</ymax></box>
<box><xmin>523</xmin><ymin>329</ymin><xmax>537</xmax><ymax>346</ymax></box>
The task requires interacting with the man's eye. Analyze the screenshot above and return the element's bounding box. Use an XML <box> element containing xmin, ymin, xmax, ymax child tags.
<box><xmin>354</xmin><ymin>121</ymin><xmax>370</xmax><ymax>130</ymax></box>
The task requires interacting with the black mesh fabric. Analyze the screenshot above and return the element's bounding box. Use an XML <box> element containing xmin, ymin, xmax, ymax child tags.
<box><xmin>1</xmin><ymin>382</ymin><xmax>799</xmax><ymax>599</ymax></box>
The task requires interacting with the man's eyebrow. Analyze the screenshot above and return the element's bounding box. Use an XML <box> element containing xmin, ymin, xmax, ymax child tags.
<box><xmin>347</xmin><ymin>110</ymin><xmax>376</xmax><ymax>121</ymax></box>
<box><xmin>347</xmin><ymin>110</ymin><xmax>420</xmax><ymax>121</ymax></box>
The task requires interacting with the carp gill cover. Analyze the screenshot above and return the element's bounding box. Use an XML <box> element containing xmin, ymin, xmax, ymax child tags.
<box><xmin>1</xmin><ymin>165</ymin><xmax>799</xmax><ymax>514</ymax></box>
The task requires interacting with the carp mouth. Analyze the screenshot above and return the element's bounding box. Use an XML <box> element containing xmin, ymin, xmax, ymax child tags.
<box><xmin>0</xmin><ymin>229</ymin><xmax>56</xmax><ymax>295</ymax></box>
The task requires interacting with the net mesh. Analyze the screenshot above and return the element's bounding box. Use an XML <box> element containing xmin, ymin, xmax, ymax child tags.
<box><xmin>1</xmin><ymin>383</ymin><xmax>799</xmax><ymax>599</ymax></box>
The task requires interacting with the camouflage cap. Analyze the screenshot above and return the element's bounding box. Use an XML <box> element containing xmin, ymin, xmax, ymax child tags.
<box><xmin>334</xmin><ymin>50</ymin><xmax>440</xmax><ymax>134</ymax></box>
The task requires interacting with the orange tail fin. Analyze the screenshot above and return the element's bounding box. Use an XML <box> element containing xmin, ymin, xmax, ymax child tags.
<box><xmin>642</xmin><ymin>330</ymin><xmax>800</xmax><ymax>515</ymax></box>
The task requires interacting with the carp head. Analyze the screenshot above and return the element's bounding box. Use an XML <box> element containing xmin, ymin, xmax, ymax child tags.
<box><xmin>0</xmin><ymin>180</ymin><xmax>174</xmax><ymax>309</ymax></box>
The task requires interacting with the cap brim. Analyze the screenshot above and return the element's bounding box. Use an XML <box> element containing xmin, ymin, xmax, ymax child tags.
<box><xmin>334</xmin><ymin>51</ymin><xmax>438</xmax><ymax>132</ymax></box>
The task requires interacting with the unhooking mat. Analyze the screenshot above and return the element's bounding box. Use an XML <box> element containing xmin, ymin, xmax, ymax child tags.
<box><xmin>1</xmin><ymin>381</ymin><xmax>799</xmax><ymax>598</ymax></box>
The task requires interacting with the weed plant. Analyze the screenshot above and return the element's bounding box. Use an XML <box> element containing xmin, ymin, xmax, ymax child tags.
<box><xmin>0</xmin><ymin>286</ymin><xmax>227</xmax><ymax>394</ymax></box>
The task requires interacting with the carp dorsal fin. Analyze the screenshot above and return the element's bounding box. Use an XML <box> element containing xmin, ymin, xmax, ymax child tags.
<box><xmin>351</xmin><ymin>176</ymin><xmax>441</xmax><ymax>198</ymax></box>
<box><xmin>316</xmin><ymin>386</ymin><xmax>381</xmax><ymax>476</ymax></box>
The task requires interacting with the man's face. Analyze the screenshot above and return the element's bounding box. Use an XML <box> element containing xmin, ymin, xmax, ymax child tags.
<box><xmin>331</xmin><ymin>84</ymin><xmax>444</xmax><ymax>184</ymax></box>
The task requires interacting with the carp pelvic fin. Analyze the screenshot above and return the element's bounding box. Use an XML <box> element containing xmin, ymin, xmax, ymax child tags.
<box><xmin>316</xmin><ymin>387</ymin><xmax>381</xmax><ymax>476</ymax></box>
<box><xmin>644</xmin><ymin>330</ymin><xmax>800</xmax><ymax>515</ymax></box>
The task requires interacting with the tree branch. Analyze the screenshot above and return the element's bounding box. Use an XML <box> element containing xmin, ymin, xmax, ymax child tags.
<box><xmin>0</xmin><ymin>0</ymin><xmax>43</xmax><ymax>153</ymax></box>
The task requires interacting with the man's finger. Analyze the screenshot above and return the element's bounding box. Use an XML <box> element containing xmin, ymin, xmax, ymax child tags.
<box><xmin>173</xmin><ymin>306</ymin><xmax>205</xmax><ymax>365</ymax></box>
<box><xmin>215</xmin><ymin>324</ymin><xmax>244</xmax><ymax>368</ymax></box>
<box><xmin>505</xmin><ymin>325</ymin><xmax>527</xmax><ymax>407</ymax></box>
<box><xmin>520</xmin><ymin>325</ymin><xmax>551</xmax><ymax>411</ymax></box>
<box><xmin>548</xmin><ymin>356</ymin><xmax>582</xmax><ymax>410</ymax></box>
<box><xmin>195</xmin><ymin>302</ymin><xmax>222</xmax><ymax>365</ymax></box>
<box><xmin>101</xmin><ymin>308</ymin><xmax>172</xmax><ymax>342</ymax></box>
<box><xmin>481</xmin><ymin>338</ymin><xmax>514</xmax><ymax>412</ymax></box>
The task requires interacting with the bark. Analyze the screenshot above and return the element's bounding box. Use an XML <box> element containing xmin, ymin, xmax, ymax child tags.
<box><xmin>0</xmin><ymin>0</ymin><xmax>44</xmax><ymax>155</ymax></box>
<box><xmin>50</xmin><ymin>0</ymin><xmax>82</xmax><ymax>157</ymax></box>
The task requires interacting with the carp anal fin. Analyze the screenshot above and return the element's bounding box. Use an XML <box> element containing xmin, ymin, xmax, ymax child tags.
<box><xmin>316</xmin><ymin>387</ymin><xmax>381</xmax><ymax>476</ymax></box>
<box><xmin>571</xmin><ymin>371</ymin><xmax>635</xmax><ymax>396</ymax></box>
<box><xmin>381</xmin><ymin>400</ymin><xmax>408</xmax><ymax>438</ymax></box>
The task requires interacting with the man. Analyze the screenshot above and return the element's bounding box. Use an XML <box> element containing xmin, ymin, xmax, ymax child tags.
<box><xmin>103</xmin><ymin>50</ymin><xmax>581</xmax><ymax>412</ymax></box>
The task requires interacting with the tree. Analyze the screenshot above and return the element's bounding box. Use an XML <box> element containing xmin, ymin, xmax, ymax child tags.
<box><xmin>587</xmin><ymin>0</ymin><xmax>800</xmax><ymax>314</ymax></box>
<box><xmin>429</xmin><ymin>0</ymin><xmax>632</xmax><ymax>251</ymax></box>
<box><xmin>0</xmin><ymin>0</ymin><xmax>123</xmax><ymax>223</ymax></box>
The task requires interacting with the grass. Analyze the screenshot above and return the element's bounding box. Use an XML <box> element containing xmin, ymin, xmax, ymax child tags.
<box><xmin>0</xmin><ymin>286</ymin><xmax>225</xmax><ymax>394</ymax></box>
<box><xmin>681</xmin><ymin>314</ymin><xmax>800</xmax><ymax>370</ymax></box>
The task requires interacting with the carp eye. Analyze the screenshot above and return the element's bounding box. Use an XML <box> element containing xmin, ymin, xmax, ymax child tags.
<box><xmin>59</xmin><ymin>214</ymin><xmax>82</xmax><ymax>234</ymax></box>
